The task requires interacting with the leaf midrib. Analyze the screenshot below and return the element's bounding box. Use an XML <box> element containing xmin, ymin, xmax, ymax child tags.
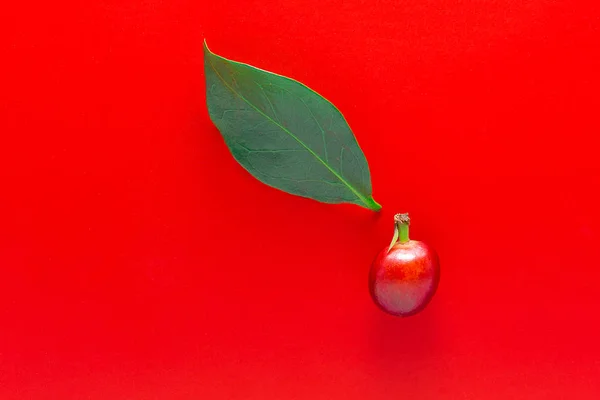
<box><xmin>206</xmin><ymin>51</ymin><xmax>373</xmax><ymax>208</ymax></box>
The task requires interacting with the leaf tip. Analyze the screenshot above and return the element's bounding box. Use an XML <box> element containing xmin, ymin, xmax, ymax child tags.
<box><xmin>203</xmin><ymin>39</ymin><xmax>211</xmax><ymax>54</ymax></box>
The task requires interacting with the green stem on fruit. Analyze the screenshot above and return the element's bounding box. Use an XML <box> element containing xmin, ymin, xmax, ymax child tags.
<box><xmin>396</xmin><ymin>213</ymin><xmax>410</xmax><ymax>243</ymax></box>
<box><xmin>388</xmin><ymin>213</ymin><xmax>410</xmax><ymax>252</ymax></box>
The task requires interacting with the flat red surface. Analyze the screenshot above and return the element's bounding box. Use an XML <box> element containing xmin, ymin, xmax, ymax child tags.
<box><xmin>2</xmin><ymin>1</ymin><xmax>600</xmax><ymax>398</ymax></box>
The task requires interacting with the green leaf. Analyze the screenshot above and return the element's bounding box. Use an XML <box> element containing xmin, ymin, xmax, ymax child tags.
<box><xmin>203</xmin><ymin>41</ymin><xmax>381</xmax><ymax>211</ymax></box>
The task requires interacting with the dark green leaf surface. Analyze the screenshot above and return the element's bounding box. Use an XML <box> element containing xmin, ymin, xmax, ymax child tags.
<box><xmin>203</xmin><ymin>41</ymin><xmax>381</xmax><ymax>211</ymax></box>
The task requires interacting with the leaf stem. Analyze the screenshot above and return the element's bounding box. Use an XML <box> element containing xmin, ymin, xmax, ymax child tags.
<box><xmin>365</xmin><ymin>196</ymin><xmax>382</xmax><ymax>211</ymax></box>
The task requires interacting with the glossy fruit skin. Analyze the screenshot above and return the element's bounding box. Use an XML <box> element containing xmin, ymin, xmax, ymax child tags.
<box><xmin>369</xmin><ymin>240</ymin><xmax>440</xmax><ymax>317</ymax></box>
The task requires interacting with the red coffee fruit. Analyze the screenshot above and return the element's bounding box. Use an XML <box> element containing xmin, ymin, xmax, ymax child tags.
<box><xmin>369</xmin><ymin>213</ymin><xmax>440</xmax><ymax>317</ymax></box>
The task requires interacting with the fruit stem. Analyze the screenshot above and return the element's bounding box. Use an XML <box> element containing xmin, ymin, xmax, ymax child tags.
<box><xmin>387</xmin><ymin>213</ymin><xmax>410</xmax><ymax>252</ymax></box>
<box><xmin>395</xmin><ymin>213</ymin><xmax>410</xmax><ymax>244</ymax></box>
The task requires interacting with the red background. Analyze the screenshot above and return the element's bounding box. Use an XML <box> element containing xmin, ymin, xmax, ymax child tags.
<box><xmin>2</xmin><ymin>1</ymin><xmax>600</xmax><ymax>398</ymax></box>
